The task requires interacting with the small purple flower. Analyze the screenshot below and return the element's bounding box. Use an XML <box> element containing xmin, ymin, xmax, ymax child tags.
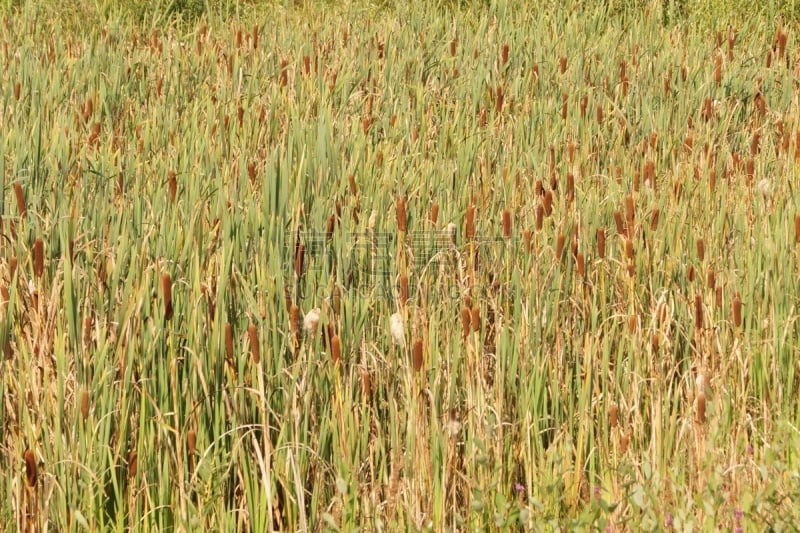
<box><xmin>593</xmin><ymin>486</ymin><xmax>602</xmax><ymax>499</ymax></box>
<box><xmin>734</xmin><ymin>508</ymin><xmax>743</xmax><ymax>524</ymax></box>
<box><xmin>734</xmin><ymin>528</ymin><xmax>743</xmax><ymax>533</ymax></box>
<box><xmin>665</xmin><ymin>511</ymin><xmax>673</xmax><ymax>528</ymax></box>
<box><xmin>746</xmin><ymin>445</ymin><xmax>754</xmax><ymax>455</ymax></box>
<box><xmin>514</xmin><ymin>483</ymin><xmax>525</xmax><ymax>492</ymax></box>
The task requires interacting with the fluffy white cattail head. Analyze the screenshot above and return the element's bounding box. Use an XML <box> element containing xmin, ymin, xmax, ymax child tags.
<box><xmin>755</xmin><ymin>178</ymin><xmax>773</xmax><ymax>198</ymax></box>
<box><xmin>304</xmin><ymin>307</ymin><xmax>321</xmax><ymax>334</ymax></box>
<box><xmin>445</xmin><ymin>222</ymin><xmax>457</xmax><ymax>246</ymax></box>
<box><xmin>389</xmin><ymin>312</ymin><xmax>405</xmax><ymax>347</ymax></box>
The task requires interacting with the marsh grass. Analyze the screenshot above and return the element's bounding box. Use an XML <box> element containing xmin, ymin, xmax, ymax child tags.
<box><xmin>1</xmin><ymin>0</ymin><xmax>800</xmax><ymax>530</ymax></box>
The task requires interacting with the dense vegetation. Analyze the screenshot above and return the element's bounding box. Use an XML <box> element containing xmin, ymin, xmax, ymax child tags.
<box><xmin>3</xmin><ymin>0</ymin><xmax>800</xmax><ymax>530</ymax></box>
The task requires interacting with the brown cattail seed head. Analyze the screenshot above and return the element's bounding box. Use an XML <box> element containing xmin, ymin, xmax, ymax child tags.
<box><xmin>168</xmin><ymin>170</ymin><xmax>177</xmax><ymax>201</ymax></box>
<box><xmin>14</xmin><ymin>182</ymin><xmax>25</xmax><ymax>218</ymax></box>
<box><xmin>597</xmin><ymin>228</ymin><xmax>606</xmax><ymax>259</ymax></box>
<box><xmin>695</xmin><ymin>391</ymin><xmax>707</xmax><ymax>424</ymax></box>
<box><xmin>619</xmin><ymin>433</ymin><xmax>630</xmax><ymax>453</ymax></box>
<box><xmin>465</xmin><ymin>205</ymin><xmax>475</xmax><ymax>240</ymax></box>
<box><xmin>694</xmin><ymin>294</ymin><xmax>703</xmax><ymax>329</ymax></box>
<box><xmin>248</xmin><ymin>323</ymin><xmax>260</xmax><ymax>364</ymax></box>
<box><xmin>128</xmin><ymin>450</ymin><xmax>138</xmax><ymax>479</ymax></box>
<box><xmin>614</xmin><ymin>211</ymin><xmax>626</xmax><ymax>237</ymax></box>
<box><xmin>543</xmin><ymin>190</ymin><xmax>553</xmax><ymax>217</ymax></box>
<box><xmin>24</xmin><ymin>449</ymin><xmax>37</xmax><ymax>487</ymax></box>
<box><xmin>33</xmin><ymin>238</ymin><xmax>43</xmax><ymax>278</ymax></box>
<box><xmin>697</xmin><ymin>238</ymin><xmax>705</xmax><ymax>262</ymax></box>
<box><xmin>396</xmin><ymin>197</ymin><xmax>407</xmax><ymax>232</ymax></box>
<box><xmin>650</xmin><ymin>209</ymin><xmax>660</xmax><ymax>231</ymax></box>
<box><xmin>460</xmin><ymin>306</ymin><xmax>471</xmax><ymax>338</ymax></box>
<box><xmin>430</xmin><ymin>203</ymin><xmax>439</xmax><ymax>225</ymax></box>
<box><xmin>80</xmin><ymin>389</ymin><xmax>90</xmax><ymax>420</ymax></box>
<box><xmin>225</xmin><ymin>322</ymin><xmax>234</xmax><ymax>361</ymax></box>
<box><xmin>624</xmin><ymin>195</ymin><xmax>634</xmax><ymax>227</ymax></box>
<box><xmin>470</xmin><ymin>305</ymin><xmax>480</xmax><ymax>333</ymax></box>
<box><xmin>556</xmin><ymin>233</ymin><xmax>566</xmax><ymax>261</ymax></box>
<box><xmin>523</xmin><ymin>230</ymin><xmax>533</xmax><ymax>252</ymax></box>
<box><xmin>331</xmin><ymin>335</ymin><xmax>341</xmax><ymax>364</ymax></box>
<box><xmin>161</xmin><ymin>273</ymin><xmax>173</xmax><ymax>321</ymax></box>
<box><xmin>502</xmin><ymin>209</ymin><xmax>511</xmax><ymax>238</ymax></box>
<box><xmin>732</xmin><ymin>291</ymin><xmax>742</xmax><ymax>328</ymax></box>
<box><xmin>294</xmin><ymin>243</ymin><xmax>305</xmax><ymax>277</ymax></box>
<box><xmin>412</xmin><ymin>338</ymin><xmax>423</xmax><ymax>372</ymax></box>
<box><xmin>576</xmin><ymin>252</ymin><xmax>585</xmax><ymax>278</ymax></box>
<box><xmin>187</xmin><ymin>429</ymin><xmax>197</xmax><ymax>457</ymax></box>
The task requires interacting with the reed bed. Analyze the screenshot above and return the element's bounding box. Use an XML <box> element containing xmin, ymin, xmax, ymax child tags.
<box><xmin>1</xmin><ymin>0</ymin><xmax>800</xmax><ymax>530</ymax></box>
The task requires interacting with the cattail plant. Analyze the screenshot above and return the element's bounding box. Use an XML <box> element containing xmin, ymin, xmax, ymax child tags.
<box><xmin>502</xmin><ymin>209</ymin><xmax>511</xmax><ymax>238</ymax></box>
<box><xmin>461</xmin><ymin>306</ymin><xmax>471</xmax><ymax>338</ymax></box>
<box><xmin>697</xmin><ymin>238</ymin><xmax>705</xmax><ymax>262</ymax></box>
<box><xmin>596</xmin><ymin>228</ymin><xmax>606</xmax><ymax>259</ymax></box>
<box><xmin>732</xmin><ymin>291</ymin><xmax>742</xmax><ymax>328</ymax></box>
<box><xmin>161</xmin><ymin>273</ymin><xmax>173</xmax><ymax>321</ymax></box>
<box><xmin>187</xmin><ymin>429</ymin><xmax>197</xmax><ymax>471</ymax></box>
<box><xmin>430</xmin><ymin>203</ymin><xmax>439</xmax><ymax>225</ymax></box>
<box><xmin>619</xmin><ymin>432</ymin><xmax>630</xmax><ymax>453</ymax></box>
<box><xmin>695</xmin><ymin>391</ymin><xmax>707</xmax><ymax>424</ymax></box>
<box><xmin>694</xmin><ymin>294</ymin><xmax>703</xmax><ymax>329</ymax></box>
<box><xmin>128</xmin><ymin>450</ymin><xmax>138</xmax><ymax>479</ymax></box>
<box><xmin>470</xmin><ymin>305</ymin><xmax>480</xmax><ymax>333</ymax></box>
<box><xmin>566</xmin><ymin>172</ymin><xmax>574</xmax><ymax>203</ymax></box>
<box><xmin>412</xmin><ymin>338</ymin><xmax>423</xmax><ymax>371</ymax></box>
<box><xmin>168</xmin><ymin>170</ymin><xmax>177</xmax><ymax>201</ymax></box>
<box><xmin>556</xmin><ymin>233</ymin><xmax>566</xmax><ymax>261</ymax></box>
<box><xmin>14</xmin><ymin>182</ymin><xmax>25</xmax><ymax>219</ymax></box>
<box><xmin>80</xmin><ymin>389</ymin><xmax>90</xmax><ymax>421</ymax></box>
<box><xmin>465</xmin><ymin>205</ymin><xmax>475</xmax><ymax>240</ymax></box>
<box><xmin>24</xmin><ymin>449</ymin><xmax>37</xmax><ymax>487</ymax></box>
<box><xmin>543</xmin><ymin>190</ymin><xmax>553</xmax><ymax>217</ymax></box>
<box><xmin>609</xmin><ymin>402</ymin><xmax>618</xmax><ymax>428</ymax></box>
<box><xmin>390</xmin><ymin>312</ymin><xmax>405</xmax><ymax>347</ymax></box>
<box><xmin>33</xmin><ymin>238</ymin><xmax>43</xmax><ymax>278</ymax></box>
<box><xmin>304</xmin><ymin>308</ymin><xmax>321</xmax><ymax>335</ymax></box>
<box><xmin>294</xmin><ymin>243</ymin><xmax>305</xmax><ymax>278</ymax></box>
<box><xmin>650</xmin><ymin>209</ymin><xmax>660</xmax><ymax>231</ymax></box>
<box><xmin>331</xmin><ymin>335</ymin><xmax>341</xmax><ymax>364</ymax></box>
<box><xmin>614</xmin><ymin>211</ymin><xmax>626</xmax><ymax>237</ymax></box>
<box><xmin>248</xmin><ymin>323</ymin><xmax>260</xmax><ymax>364</ymax></box>
<box><xmin>396</xmin><ymin>197</ymin><xmax>407</xmax><ymax>232</ymax></box>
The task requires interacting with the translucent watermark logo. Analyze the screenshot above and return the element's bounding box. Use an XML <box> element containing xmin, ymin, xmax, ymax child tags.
<box><xmin>282</xmin><ymin>230</ymin><xmax>521</xmax><ymax>302</ymax></box>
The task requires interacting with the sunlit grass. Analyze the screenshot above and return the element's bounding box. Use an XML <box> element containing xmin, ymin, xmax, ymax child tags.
<box><xmin>2</xmin><ymin>0</ymin><xmax>800</xmax><ymax>530</ymax></box>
